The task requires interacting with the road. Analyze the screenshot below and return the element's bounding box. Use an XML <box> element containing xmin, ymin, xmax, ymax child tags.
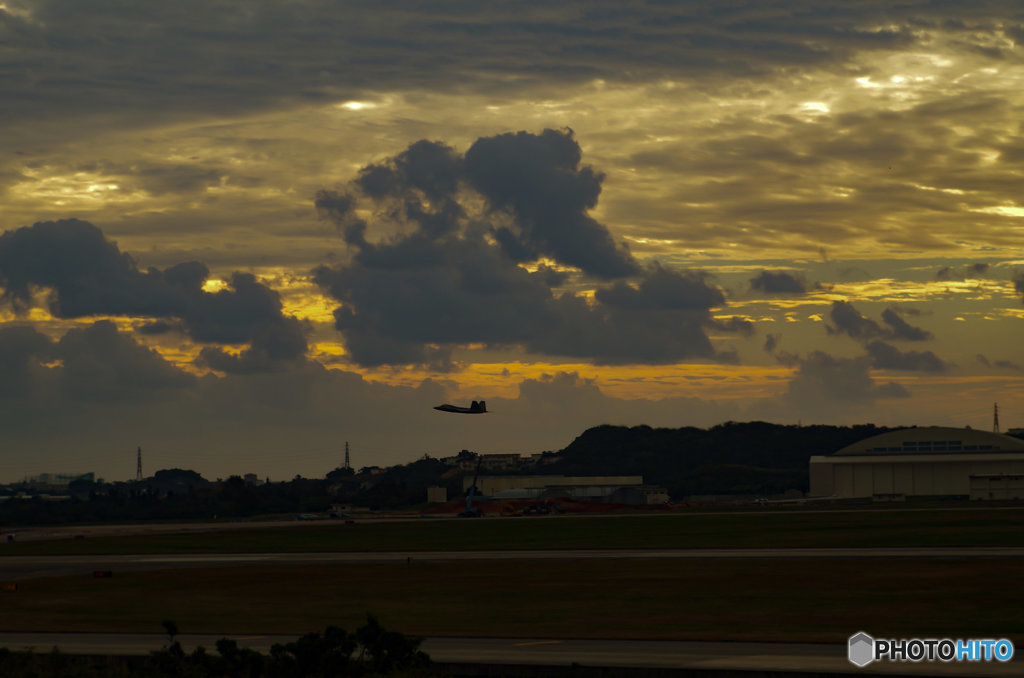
<box><xmin>0</xmin><ymin>633</ymin><xmax>1017</xmax><ymax>676</ymax></box>
<box><xmin>4</xmin><ymin>547</ymin><xmax>1024</xmax><ymax>580</ymax></box>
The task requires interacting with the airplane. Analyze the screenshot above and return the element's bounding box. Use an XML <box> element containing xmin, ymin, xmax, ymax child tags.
<box><xmin>434</xmin><ymin>400</ymin><xmax>487</xmax><ymax>414</ymax></box>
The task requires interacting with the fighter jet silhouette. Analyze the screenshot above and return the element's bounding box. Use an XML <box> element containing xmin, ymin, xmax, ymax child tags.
<box><xmin>434</xmin><ymin>400</ymin><xmax>487</xmax><ymax>414</ymax></box>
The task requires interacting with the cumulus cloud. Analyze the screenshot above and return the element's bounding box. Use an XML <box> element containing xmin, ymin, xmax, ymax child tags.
<box><xmin>56</xmin><ymin>320</ymin><xmax>196</xmax><ymax>400</ymax></box>
<box><xmin>0</xmin><ymin>219</ymin><xmax>308</xmax><ymax>371</ymax></box>
<box><xmin>464</xmin><ymin>129</ymin><xmax>638</xmax><ymax>279</ymax></box>
<box><xmin>827</xmin><ymin>301</ymin><xmax>932</xmax><ymax>342</ymax></box>
<box><xmin>0</xmin><ymin>324</ymin><xmax>55</xmax><ymax>399</ymax></box>
<box><xmin>880</xmin><ymin>308</ymin><xmax>932</xmax><ymax>341</ymax></box>
<box><xmin>748</xmin><ymin>270</ymin><xmax>817</xmax><ymax>295</ymax></box>
<box><xmin>865</xmin><ymin>340</ymin><xmax>947</xmax><ymax>372</ymax></box>
<box><xmin>785</xmin><ymin>351</ymin><xmax>910</xmax><ymax>406</ymax></box>
<box><xmin>995</xmin><ymin>359</ymin><xmax>1024</xmax><ymax>371</ymax></box>
<box><xmin>314</xmin><ymin>131</ymin><xmax>736</xmax><ymax>367</ymax></box>
<box><xmin>976</xmin><ymin>354</ymin><xmax>1022</xmax><ymax>371</ymax></box>
<box><xmin>936</xmin><ymin>262</ymin><xmax>991</xmax><ymax>281</ymax></box>
<box><xmin>827</xmin><ymin>300</ymin><xmax>887</xmax><ymax>339</ymax></box>
<box><xmin>1013</xmin><ymin>270</ymin><xmax>1024</xmax><ymax>301</ymax></box>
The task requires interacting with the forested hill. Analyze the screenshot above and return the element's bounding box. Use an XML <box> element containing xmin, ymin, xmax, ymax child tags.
<box><xmin>544</xmin><ymin>421</ymin><xmax>897</xmax><ymax>497</ymax></box>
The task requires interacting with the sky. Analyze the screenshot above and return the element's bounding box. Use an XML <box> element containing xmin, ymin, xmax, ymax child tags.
<box><xmin>4</xmin><ymin>0</ymin><xmax>1024</xmax><ymax>482</ymax></box>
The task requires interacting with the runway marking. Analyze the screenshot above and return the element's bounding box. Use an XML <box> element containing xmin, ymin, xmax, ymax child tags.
<box><xmin>514</xmin><ymin>640</ymin><xmax>564</xmax><ymax>647</ymax></box>
<box><xmin>136</xmin><ymin>556</ymin><xmax>270</xmax><ymax>562</ymax></box>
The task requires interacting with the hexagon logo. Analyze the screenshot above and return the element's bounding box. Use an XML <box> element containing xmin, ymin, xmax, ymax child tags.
<box><xmin>848</xmin><ymin>632</ymin><xmax>875</xmax><ymax>667</ymax></box>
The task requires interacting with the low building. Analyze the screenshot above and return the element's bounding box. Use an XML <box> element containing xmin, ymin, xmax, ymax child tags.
<box><xmin>465</xmin><ymin>475</ymin><xmax>668</xmax><ymax>505</ymax></box>
<box><xmin>447</xmin><ymin>453</ymin><xmax>532</xmax><ymax>472</ymax></box>
<box><xmin>970</xmin><ymin>474</ymin><xmax>1024</xmax><ymax>501</ymax></box>
<box><xmin>810</xmin><ymin>427</ymin><xmax>1024</xmax><ymax>499</ymax></box>
<box><xmin>22</xmin><ymin>472</ymin><xmax>95</xmax><ymax>492</ymax></box>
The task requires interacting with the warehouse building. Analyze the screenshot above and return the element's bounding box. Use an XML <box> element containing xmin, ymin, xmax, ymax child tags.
<box><xmin>465</xmin><ymin>475</ymin><xmax>669</xmax><ymax>504</ymax></box>
<box><xmin>809</xmin><ymin>426</ymin><xmax>1024</xmax><ymax>499</ymax></box>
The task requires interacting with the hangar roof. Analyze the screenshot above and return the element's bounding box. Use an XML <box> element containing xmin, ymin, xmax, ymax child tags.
<box><xmin>833</xmin><ymin>426</ymin><xmax>1024</xmax><ymax>456</ymax></box>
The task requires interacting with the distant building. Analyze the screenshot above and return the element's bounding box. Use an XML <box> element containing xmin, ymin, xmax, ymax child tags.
<box><xmin>466</xmin><ymin>475</ymin><xmax>668</xmax><ymax>505</ymax></box>
<box><xmin>22</xmin><ymin>472</ymin><xmax>95</xmax><ymax>491</ymax></box>
<box><xmin>810</xmin><ymin>426</ymin><xmax>1024</xmax><ymax>499</ymax></box>
<box><xmin>445</xmin><ymin>453</ymin><xmax>532</xmax><ymax>472</ymax></box>
<box><xmin>426</xmin><ymin>486</ymin><xmax>447</xmax><ymax>503</ymax></box>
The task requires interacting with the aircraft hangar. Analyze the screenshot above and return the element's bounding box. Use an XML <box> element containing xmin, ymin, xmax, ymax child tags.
<box><xmin>809</xmin><ymin>426</ymin><xmax>1024</xmax><ymax>499</ymax></box>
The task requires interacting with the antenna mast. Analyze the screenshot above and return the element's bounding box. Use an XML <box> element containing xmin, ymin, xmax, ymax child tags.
<box><xmin>344</xmin><ymin>441</ymin><xmax>351</xmax><ymax>470</ymax></box>
<box><xmin>136</xmin><ymin>446</ymin><xmax>143</xmax><ymax>481</ymax></box>
<box><xmin>994</xmin><ymin>403</ymin><xmax>1000</xmax><ymax>434</ymax></box>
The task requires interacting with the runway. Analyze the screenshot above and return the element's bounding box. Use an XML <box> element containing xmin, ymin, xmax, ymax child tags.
<box><xmin>0</xmin><ymin>632</ymin><xmax>1017</xmax><ymax>676</ymax></box>
<box><xmin>4</xmin><ymin>547</ymin><xmax>1024</xmax><ymax>580</ymax></box>
<box><xmin>4</xmin><ymin>504</ymin><xmax>1024</xmax><ymax>544</ymax></box>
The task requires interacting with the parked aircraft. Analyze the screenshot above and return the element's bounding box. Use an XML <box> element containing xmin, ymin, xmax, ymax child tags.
<box><xmin>434</xmin><ymin>400</ymin><xmax>487</xmax><ymax>414</ymax></box>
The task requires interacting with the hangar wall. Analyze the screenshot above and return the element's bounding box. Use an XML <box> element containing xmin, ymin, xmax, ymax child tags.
<box><xmin>809</xmin><ymin>454</ymin><xmax>1024</xmax><ymax>498</ymax></box>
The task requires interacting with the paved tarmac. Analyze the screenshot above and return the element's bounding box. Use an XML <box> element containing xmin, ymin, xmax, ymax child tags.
<box><xmin>4</xmin><ymin>504</ymin><xmax>1024</xmax><ymax>544</ymax></box>
<box><xmin>3</xmin><ymin>547</ymin><xmax>1024</xmax><ymax>580</ymax></box>
<box><xmin>3</xmin><ymin>516</ymin><xmax>1021</xmax><ymax>675</ymax></box>
<box><xmin>0</xmin><ymin>632</ymin><xmax>1018</xmax><ymax>675</ymax></box>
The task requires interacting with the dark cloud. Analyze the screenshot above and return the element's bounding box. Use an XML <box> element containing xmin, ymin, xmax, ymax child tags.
<box><xmin>977</xmin><ymin>353</ymin><xmax>1023</xmax><ymax>371</ymax></box>
<box><xmin>0</xmin><ymin>321</ymin><xmax>744</xmax><ymax>482</ymax></box>
<box><xmin>56</xmin><ymin>320</ymin><xmax>196</xmax><ymax>401</ymax></box>
<box><xmin>530</xmin><ymin>266</ymin><xmax>727</xmax><ymax>364</ymax></box>
<box><xmin>358</xmin><ymin>140</ymin><xmax>462</xmax><ymax>205</ymax></box>
<box><xmin>786</xmin><ymin>351</ymin><xmax>910</xmax><ymax>406</ymax></box>
<box><xmin>748</xmin><ymin>270</ymin><xmax>816</xmax><ymax>295</ymax></box>
<box><xmin>314</xmin><ymin>227</ymin><xmax>725</xmax><ymax>367</ymax></box>
<box><xmin>315</xmin><ymin>190</ymin><xmax>369</xmax><ymax>247</ymax></box>
<box><xmin>465</xmin><ymin>129</ymin><xmax>638</xmax><ymax>279</ymax></box>
<box><xmin>711</xmin><ymin>317</ymin><xmax>755</xmax><ymax>337</ymax></box>
<box><xmin>828</xmin><ymin>301</ymin><xmax>932</xmax><ymax>342</ymax></box>
<box><xmin>312</xmin><ymin>234</ymin><xmax>555</xmax><ymax>367</ymax></box>
<box><xmin>936</xmin><ymin>262</ymin><xmax>990</xmax><ymax>280</ymax></box>
<box><xmin>880</xmin><ymin>308</ymin><xmax>932</xmax><ymax>341</ymax></box>
<box><xmin>995</xmin><ymin>359</ymin><xmax>1024</xmax><ymax>371</ymax></box>
<box><xmin>865</xmin><ymin>340</ymin><xmax>947</xmax><ymax>372</ymax></box>
<box><xmin>1013</xmin><ymin>270</ymin><xmax>1024</xmax><ymax>301</ymax></box>
<box><xmin>137</xmin><ymin>320</ymin><xmax>178</xmax><ymax>335</ymax></box>
<box><xmin>827</xmin><ymin>300</ymin><xmax>886</xmax><ymax>339</ymax></box>
<box><xmin>0</xmin><ymin>220</ymin><xmax>308</xmax><ymax>369</ymax></box>
<box><xmin>0</xmin><ymin>219</ymin><xmax>183</xmax><ymax>317</ymax></box>
<box><xmin>0</xmin><ymin>324</ymin><xmax>55</xmax><ymax>398</ymax></box>
<box><xmin>0</xmin><ymin>2</ymin><xmax>924</xmax><ymax>134</ymax></box>
<box><xmin>595</xmin><ymin>265</ymin><xmax>721</xmax><ymax>311</ymax></box>
<box><xmin>314</xmin><ymin>132</ymin><xmax>728</xmax><ymax>367</ymax></box>
<box><xmin>321</xmin><ymin>129</ymin><xmax>636</xmax><ymax>279</ymax></box>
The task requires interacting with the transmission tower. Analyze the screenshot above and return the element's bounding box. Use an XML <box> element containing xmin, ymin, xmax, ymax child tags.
<box><xmin>344</xmin><ymin>441</ymin><xmax>351</xmax><ymax>470</ymax></box>
<box><xmin>136</xmin><ymin>446</ymin><xmax>143</xmax><ymax>481</ymax></box>
<box><xmin>994</xmin><ymin>403</ymin><xmax>1001</xmax><ymax>434</ymax></box>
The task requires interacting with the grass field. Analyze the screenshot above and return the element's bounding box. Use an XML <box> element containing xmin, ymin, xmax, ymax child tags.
<box><xmin>5</xmin><ymin>507</ymin><xmax>1024</xmax><ymax>556</ymax></box>
<box><xmin>2</xmin><ymin>558</ymin><xmax>1022</xmax><ymax>643</ymax></box>
<box><xmin>4</xmin><ymin>508</ymin><xmax>1023</xmax><ymax>644</ymax></box>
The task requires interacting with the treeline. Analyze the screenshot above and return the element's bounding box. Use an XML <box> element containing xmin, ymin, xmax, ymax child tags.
<box><xmin>545</xmin><ymin>421</ymin><xmax>896</xmax><ymax>497</ymax></box>
<box><xmin>1</xmin><ymin>475</ymin><xmax>333</xmax><ymax>526</ymax></box>
<box><xmin>0</xmin><ymin>460</ymin><xmax>464</xmax><ymax>526</ymax></box>
<box><xmin>0</xmin><ymin>617</ymin><xmax>430</xmax><ymax>677</ymax></box>
<box><xmin>1</xmin><ymin>422</ymin><xmax>901</xmax><ymax>526</ymax></box>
